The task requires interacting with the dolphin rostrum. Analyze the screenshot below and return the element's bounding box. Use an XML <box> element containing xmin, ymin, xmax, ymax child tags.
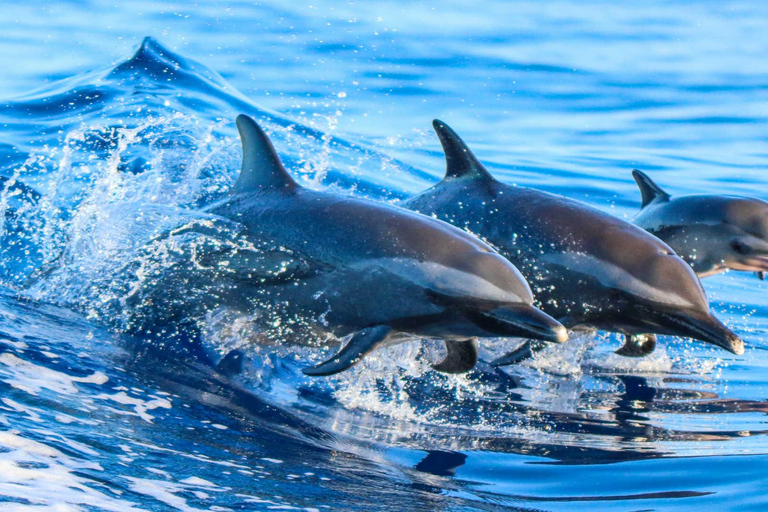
<box><xmin>182</xmin><ymin>114</ymin><xmax>567</xmax><ymax>376</ymax></box>
<box><xmin>632</xmin><ymin>169</ymin><xmax>768</xmax><ymax>280</ymax></box>
<box><xmin>401</xmin><ymin>120</ymin><xmax>744</xmax><ymax>364</ymax></box>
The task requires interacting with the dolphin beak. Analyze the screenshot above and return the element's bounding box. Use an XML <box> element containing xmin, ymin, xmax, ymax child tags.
<box><xmin>663</xmin><ymin>310</ymin><xmax>745</xmax><ymax>355</ymax></box>
<box><xmin>474</xmin><ymin>305</ymin><xmax>568</xmax><ymax>343</ymax></box>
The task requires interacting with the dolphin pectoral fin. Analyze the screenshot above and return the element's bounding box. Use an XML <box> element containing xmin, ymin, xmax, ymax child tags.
<box><xmin>491</xmin><ymin>339</ymin><xmax>547</xmax><ymax>367</ymax></box>
<box><xmin>615</xmin><ymin>333</ymin><xmax>657</xmax><ymax>357</ymax></box>
<box><xmin>303</xmin><ymin>325</ymin><xmax>393</xmax><ymax>377</ymax></box>
<box><xmin>757</xmin><ymin>271</ymin><xmax>766</xmax><ymax>281</ymax></box>
<box><xmin>432</xmin><ymin>339</ymin><xmax>478</xmax><ymax>374</ymax></box>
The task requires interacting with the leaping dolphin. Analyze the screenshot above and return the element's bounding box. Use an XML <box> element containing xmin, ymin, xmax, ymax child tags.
<box><xmin>632</xmin><ymin>169</ymin><xmax>768</xmax><ymax>279</ymax></box>
<box><xmin>171</xmin><ymin>114</ymin><xmax>567</xmax><ymax>376</ymax></box>
<box><xmin>402</xmin><ymin>120</ymin><xmax>744</xmax><ymax>364</ymax></box>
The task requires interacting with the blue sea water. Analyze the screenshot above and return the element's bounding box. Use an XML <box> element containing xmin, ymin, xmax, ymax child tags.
<box><xmin>1</xmin><ymin>1</ymin><xmax>768</xmax><ymax>510</ymax></box>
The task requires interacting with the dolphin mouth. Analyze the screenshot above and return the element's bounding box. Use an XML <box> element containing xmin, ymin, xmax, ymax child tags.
<box><xmin>472</xmin><ymin>305</ymin><xmax>568</xmax><ymax>343</ymax></box>
<box><xmin>660</xmin><ymin>310</ymin><xmax>744</xmax><ymax>355</ymax></box>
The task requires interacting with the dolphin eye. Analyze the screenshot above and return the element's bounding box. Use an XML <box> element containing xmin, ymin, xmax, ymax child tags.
<box><xmin>731</xmin><ymin>238</ymin><xmax>752</xmax><ymax>255</ymax></box>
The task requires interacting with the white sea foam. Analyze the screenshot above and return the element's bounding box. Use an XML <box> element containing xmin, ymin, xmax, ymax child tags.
<box><xmin>0</xmin><ymin>431</ymin><xmax>140</xmax><ymax>511</ymax></box>
<box><xmin>0</xmin><ymin>353</ymin><xmax>109</xmax><ymax>396</ymax></box>
<box><xmin>93</xmin><ymin>391</ymin><xmax>172</xmax><ymax>423</ymax></box>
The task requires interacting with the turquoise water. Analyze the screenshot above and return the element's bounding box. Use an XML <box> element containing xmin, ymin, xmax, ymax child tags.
<box><xmin>1</xmin><ymin>2</ymin><xmax>768</xmax><ymax>510</ymax></box>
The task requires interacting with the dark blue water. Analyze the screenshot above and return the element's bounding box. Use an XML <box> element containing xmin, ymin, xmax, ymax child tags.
<box><xmin>1</xmin><ymin>2</ymin><xmax>768</xmax><ymax>510</ymax></box>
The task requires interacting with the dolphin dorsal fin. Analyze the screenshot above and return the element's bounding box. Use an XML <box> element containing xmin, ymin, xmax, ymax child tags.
<box><xmin>232</xmin><ymin>114</ymin><xmax>297</xmax><ymax>193</ymax></box>
<box><xmin>632</xmin><ymin>169</ymin><xmax>670</xmax><ymax>208</ymax></box>
<box><xmin>432</xmin><ymin>120</ymin><xmax>495</xmax><ymax>182</ymax></box>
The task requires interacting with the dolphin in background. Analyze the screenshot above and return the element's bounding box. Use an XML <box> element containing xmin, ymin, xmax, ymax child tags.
<box><xmin>632</xmin><ymin>169</ymin><xmax>768</xmax><ymax>280</ymax></box>
<box><xmin>143</xmin><ymin>114</ymin><xmax>567</xmax><ymax>376</ymax></box>
<box><xmin>402</xmin><ymin>120</ymin><xmax>744</xmax><ymax>364</ymax></box>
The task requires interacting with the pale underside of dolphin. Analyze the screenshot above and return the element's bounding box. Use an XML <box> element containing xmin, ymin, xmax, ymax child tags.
<box><xmin>173</xmin><ymin>114</ymin><xmax>568</xmax><ymax>376</ymax></box>
<box><xmin>632</xmin><ymin>169</ymin><xmax>768</xmax><ymax>280</ymax></box>
<box><xmin>401</xmin><ymin>120</ymin><xmax>744</xmax><ymax>364</ymax></box>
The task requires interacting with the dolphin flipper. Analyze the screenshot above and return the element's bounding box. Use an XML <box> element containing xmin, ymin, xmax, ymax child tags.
<box><xmin>303</xmin><ymin>325</ymin><xmax>393</xmax><ymax>376</ymax></box>
<box><xmin>757</xmin><ymin>271</ymin><xmax>765</xmax><ymax>280</ymax></box>
<box><xmin>615</xmin><ymin>333</ymin><xmax>657</xmax><ymax>357</ymax></box>
<box><xmin>491</xmin><ymin>339</ymin><xmax>547</xmax><ymax>367</ymax></box>
<box><xmin>432</xmin><ymin>339</ymin><xmax>478</xmax><ymax>374</ymax></box>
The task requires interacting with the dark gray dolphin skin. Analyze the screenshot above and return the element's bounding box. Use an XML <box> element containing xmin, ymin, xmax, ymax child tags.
<box><xmin>198</xmin><ymin>114</ymin><xmax>567</xmax><ymax>376</ymax></box>
<box><xmin>401</xmin><ymin>120</ymin><xmax>745</xmax><ymax>364</ymax></box>
<box><xmin>632</xmin><ymin>169</ymin><xmax>768</xmax><ymax>280</ymax></box>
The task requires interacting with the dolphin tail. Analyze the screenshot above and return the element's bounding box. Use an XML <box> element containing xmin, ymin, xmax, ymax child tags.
<box><xmin>303</xmin><ymin>325</ymin><xmax>393</xmax><ymax>376</ymax></box>
<box><xmin>615</xmin><ymin>333</ymin><xmax>657</xmax><ymax>357</ymax></box>
<box><xmin>432</xmin><ymin>339</ymin><xmax>478</xmax><ymax>374</ymax></box>
<box><xmin>491</xmin><ymin>339</ymin><xmax>547</xmax><ymax>367</ymax></box>
<box><xmin>632</xmin><ymin>169</ymin><xmax>671</xmax><ymax>208</ymax></box>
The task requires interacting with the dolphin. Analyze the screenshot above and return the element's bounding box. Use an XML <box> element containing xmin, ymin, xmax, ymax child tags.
<box><xmin>632</xmin><ymin>169</ymin><xmax>768</xmax><ymax>280</ymax></box>
<box><xmin>174</xmin><ymin>114</ymin><xmax>567</xmax><ymax>376</ymax></box>
<box><xmin>401</xmin><ymin>120</ymin><xmax>744</xmax><ymax>364</ymax></box>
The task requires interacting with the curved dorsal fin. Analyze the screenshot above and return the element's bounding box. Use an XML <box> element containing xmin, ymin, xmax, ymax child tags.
<box><xmin>632</xmin><ymin>169</ymin><xmax>670</xmax><ymax>208</ymax></box>
<box><xmin>432</xmin><ymin>119</ymin><xmax>495</xmax><ymax>182</ymax></box>
<box><xmin>232</xmin><ymin>114</ymin><xmax>297</xmax><ymax>193</ymax></box>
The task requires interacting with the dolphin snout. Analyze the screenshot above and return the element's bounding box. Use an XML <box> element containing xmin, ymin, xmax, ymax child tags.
<box><xmin>665</xmin><ymin>310</ymin><xmax>745</xmax><ymax>355</ymax></box>
<box><xmin>473</xmin><ymin>304</ymin><xmax>568</xmax><ymax>343</ymax></box>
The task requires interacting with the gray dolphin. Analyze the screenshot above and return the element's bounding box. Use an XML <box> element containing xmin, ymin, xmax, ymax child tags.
<box><xmin>401</xmin><ymin>120</ymin><xmax>744</xmax><ymax>363</ymax></box>
<box><xmin>186</xmin><ymin>114</ymin><xmax>567</xmax><ymax>376</ymax></box>
<box><xmin>632</xmin><ymin>169</ymin><xmax>768</xmax><ymax>280</ymax></box>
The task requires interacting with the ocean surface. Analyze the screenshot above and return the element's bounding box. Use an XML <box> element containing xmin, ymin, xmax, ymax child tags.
<box><xmin>1</xmin><ymin>1</ymin><xmax>768</xmax><ymax>510</ymax></box>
